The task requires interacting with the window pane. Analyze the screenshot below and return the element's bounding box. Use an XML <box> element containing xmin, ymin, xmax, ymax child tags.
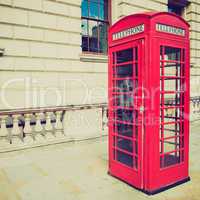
<box><xmin>113</xmin><ymin>94</ymin><xmax>133</xmax><ymax>107</ymax></box>
<box><xmin>164</xmin><ymin>47</ymin><xmax>181</xmax><ymax>61</ymax></box>
<box><xmin>89</xmin><ymin>1</ymin><xmax>99</xmax><ymax>19</ymax></box>
<box><xmin>117</xmin><ymin>137</ymin><xmax>133</xmax><ymax>153</ymax></box>
<box><xmin>168</xmin><ymin>5</ymin><xmax>183</xmax><ymax>16</ymax></box>
<box><xmin>116</xmin><ymin>150</ymin><xmax>133</xmax><ymax>168</ymax></box>
<box><xmin>99</xmin><ymin>23</ymin><xmax>107</xmax><ymax>53</ymax></box>
<box><xmin>114</xmin><ymin>123</ymin><xmax>133</xmax><ymax>137</ymax></box>
<box><xmin>88</xmin><ymin>20</ymin><xmax>98</xmax><ymax>37</ymax></box>
<box><xmin>82</xmin><ymin>36</ymin><xmax>88</xmax><ymax>51</ymax></box>
<box><xmin>89</xmin><ymin>20</ymin><xmax>98</xmax><ymax>52</ymax></box>
<box><xmin>116</xmin><ymin>49</ymin><xmax>133</xmax><ymax>63</ymax></box>
<box><xmin>160</xmin><ymin>153</ymin><xmax>181</xmax><ymax>168</ymax></box>
<box><xmin>116</xmin><ymin>109</ymin><xmax>134</xmax><ymax>123</ymax></box>
<box><xmin>115</xmin><ymin>79</ymin><xmax>133</xmax><ymax>92</ymax></box>
<box><xmin>116</xmin><ymin>64</ymin><xmax>133</xmax><ymax>78</ymax></box>
<box><xmin>81</xmin><ymin>19</ymin><xmax>88</xmax><ymax>51</ymax></box>
<box><xmin>81</xmin><ymin>19</ymin><xmax>88</xmax><ymax>35</ymax></box>
<box><xmin>82</xmin><ymin>0</ymin><xmax>88</xmax><ymax>17</ymax></box>
<box><xmin>99</xmin><ymin>2</ymin><xmax>108</xmax><ymax>20</ymax></box>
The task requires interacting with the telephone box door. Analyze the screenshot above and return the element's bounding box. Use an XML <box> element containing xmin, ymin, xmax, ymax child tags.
<box><xmin>109</xmin><ymin>39</ymin><xmax>144</xmax><ymax>189</ymax></box>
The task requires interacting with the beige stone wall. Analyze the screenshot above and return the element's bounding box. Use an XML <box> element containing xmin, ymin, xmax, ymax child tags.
<box><xmin>112</xmin><ymin>0</ymin><xmax>168</xmax><ymax>23</ymax></box>
<box><xmin>0</xmin><ymin>0</ymin><xmax>199</xmax><ymax>110</ymax></box>
<box><xmin>186</xmin><ymin>0</ymin><xmax>200</xmax><ymax>97</ymax></box>
<box><xmin>0</xmin><ymin>0</ymin><xmax>107</xmax><ymax>109</ymax></box>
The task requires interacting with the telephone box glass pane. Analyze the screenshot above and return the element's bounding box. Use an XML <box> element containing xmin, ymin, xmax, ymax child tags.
<box><xmin>116</xmin><ymin>137</ymin><xmax>133</xmax><ymax>153</ymax></box>
<box><xmin>115</xmin><ymin>79</ymin><xmax>133</xmax><ymax>92</ymax></box>
<box><xmin>114</xmin><ymin>123</ymin><xmax>133</xmax><ymax>137</ymax></box>
<box><xmin>115</xmin><ymin>64</ymin><xmax>133</xmax><ymax>78</ymax></box>
<box><xmin>116</xmin><ymin>150</ymin><xmax>133</xmax><ymax>168</ymax></box>
<box><xmin>164</xmin><ymin>47</ymin><xmax>181</xmax><ymax>61</ymax></box>
<box><xmin>113</xmin><ymin>94</ymin><xmax>133</xmax><ymax>107</ymax></box>
<box><xmin>116</xmin><ymin>48</ymin><xmax>133</xmax><ymax>63</ymax></box>
<box><xmin>160</xmin><ymin>46</ymin><xmax>185</xmax><ymax>168</ymax></box>
<box><xmin>115</xmin><ymin>109</ymin><xmax>133</xmax><ymax>123</ymax></box>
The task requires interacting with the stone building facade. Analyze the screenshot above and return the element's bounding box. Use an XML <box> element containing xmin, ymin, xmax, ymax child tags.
<box><xmin>0</xmin><ymin>0</ymin><xmax>199</xmax><ymax>148</ymax></box>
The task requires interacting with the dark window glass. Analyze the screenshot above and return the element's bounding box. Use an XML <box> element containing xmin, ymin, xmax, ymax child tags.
<box><xmin>116</xmin><ymin>48</ymin><xmax>133</xmax><ymax>63</ymax></box>
<box><xmin>114</xmin><ymin>123</ymin><xmax>133</xmax><ymax>137</ymax></box>
<box><xmin>116</xmin><ymin>150</ymin><xmax>133</xmax><ymax>168</ymax></box>
<box><xmin>160</xmin><ymin>153</ymin><xmax>181</xmax><ymax>168</ymax></box>
<box><xmin>115</xmin><ymin>79</ymin><xmax>133</xmax><ymax>92</ymax></box>
<box><xmin>81</xmin><ymin>19</ymin><xmax>88</xmax><ymax>51</ymax></box>
<box><xmin>167</xmin><ymin>0</ymin><xmax>188</xmax><ymax>16</ymax></box>
<box><xmin>164</xmin><ymin>47</ymin><xmax>181</xmax><ymax>61</ymax></box>
<box><xmin>116</xmin><ymin>109</ymin><xmax>133</xmax><ymax>123</ymax></box>
<box><xmin>116</xmin><ymin>64</ymin><xmax>133</xmax><ymax>78</ymax></box>
<box><xmin>81</xmin><ymin>0</ymin><xmax>109</xmax><ymax>53</ymax></box>
<box><xmin>113</xmin><ymin>94</ymin><xmax>133</xmax><ymax>107</ymax></box>
<box><xmin>89</xmin><ymin>20</ymin><xmax>98</xmax><ymax>52</ymax></box>
<box><xmin>117</xmin><ymin>137</ymin><xmax>133</xmax><ymax>153</ymax></box>
<box><xmin>168</xmin><ymin>6</ymin><xmax>183</xmax><ymax>16</ymax></box>
<box><xmin>99</xmin><ymin>22</ymin><xmax>108</xmax><ymax>53</ymax></box>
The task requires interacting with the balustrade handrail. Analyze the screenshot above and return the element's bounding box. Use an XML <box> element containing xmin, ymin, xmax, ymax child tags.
<box><xmin>0</xmin><ymin>96</ymin><xmax>198</xmax><ymax>116</ymax></box>
<box><xmin>0</xmin><ymin>103</ymin><xmax>108</xmax><ymax>115</ymax></box>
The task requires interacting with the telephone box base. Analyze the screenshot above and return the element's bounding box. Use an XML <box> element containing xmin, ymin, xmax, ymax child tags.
<box><xmin>108</xmin><ymin>171</ymin><xmax>190</xmax><ymax>195</ymax></box>
<box><xmin>143</xmin><ymin>177</ymin><xmax>190</xmax><ymax>195</ymax></box>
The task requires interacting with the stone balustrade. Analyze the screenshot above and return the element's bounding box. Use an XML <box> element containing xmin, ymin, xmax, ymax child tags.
<box><xmin>0</xmin><ymin>103</ymin><xmax>108</xmax><ymax>152</ymax></box>
<box><xmin>190</xmin><ymin>97</ymin><xmax>200</xmax><ymax>121</ymax></box>
<box><xmin>0</xmin><ymin>99</ymin><xmax>198</xmax><ymax>152</ymax></box>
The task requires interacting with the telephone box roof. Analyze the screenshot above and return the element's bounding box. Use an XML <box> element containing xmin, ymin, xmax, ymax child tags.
<box><xmin>110</xmin><ymin>11</ymin><xmax>190</xmax><ymax>30</ymax></box>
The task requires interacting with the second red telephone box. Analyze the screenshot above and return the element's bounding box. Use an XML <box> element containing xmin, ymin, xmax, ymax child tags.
<box><xmin>108</xmin><ymin>12</ymin><xmax>190</xmax><ymax>194</ymax></box>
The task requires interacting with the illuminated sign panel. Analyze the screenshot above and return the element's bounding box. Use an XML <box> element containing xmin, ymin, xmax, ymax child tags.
<box><xmin>156</xmin><ymin>23</ymin><xmax>185</xmax><ymax>36</ymax></box>
<box><xmin>112</xmin><ymin>24</ymin><xmax>144</xmax><ymax>40</ymax></box>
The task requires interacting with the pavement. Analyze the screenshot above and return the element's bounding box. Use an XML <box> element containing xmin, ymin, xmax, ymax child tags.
<box><xmin>0</xmin><ymin>121</ymin><xmax>199</xmax><ymax>200</ymax></box>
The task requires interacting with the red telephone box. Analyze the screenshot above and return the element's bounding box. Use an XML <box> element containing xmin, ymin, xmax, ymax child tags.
<box><xmin>108</xmin><ymin>12</ymin><xmax>190</xmax><ymax>194</ymax></box>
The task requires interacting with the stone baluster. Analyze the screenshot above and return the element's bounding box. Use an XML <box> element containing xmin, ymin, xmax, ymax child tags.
<box><xmin>102</xmin><ymin>107</ymin><xmax>108</xmax><ymax>130</ymax></box>
<box><xmin>24</xmin><ymin>114</ymin><xmax>32</xmax><ymax>134</ymax></box>
<box><xmin>102</xmin><ymin>107</ymin><xmax>108</xmax><ymax>136</ymax></box>
<box><xmin>198</xmin><ymin>100</ymin><xmax>200</xmax><ymax>113</ymax></box>
<box><xmin>55</xmin><ymin>111</ymin><xmax>63</xmax><ymax>130</ymax></box>
<box><xmin>54</xmin><ymin>111</ymin><xmax>64</xmax><ymax>136</ymax></box>
<box><xmin>194</xmin><ymin>101</ymin><xmax>198</xmax><ymax>113</ymax></box>
<box><xmin>0</xmin><ymin>115</ymin><xmax>9</xmax><ymax>138</ymax></box>
<box><xmin>11</xmin><ymin>114</ymin><xmax>22</xmax><ymax>142</ymax></box>
<box><xmin>45</xmin><ymin>112</ymin><xmax>53</xmax><ymax>131</ymax></box>
<box><xmin>34</xmin><ymin>113</ymin><xmax>43</xmax><ymax>133</ymax></box>
<box><xmin>191</xmin><ymin>101</ymin><xmax>195</xmax><ymax>114</ymax></box>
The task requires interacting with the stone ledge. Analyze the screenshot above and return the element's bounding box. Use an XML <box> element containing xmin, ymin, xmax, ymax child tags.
<box><xmin>80</xmin><ymin>53</ymin><xmax>108</xmax><ymax>63</ymax></box>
